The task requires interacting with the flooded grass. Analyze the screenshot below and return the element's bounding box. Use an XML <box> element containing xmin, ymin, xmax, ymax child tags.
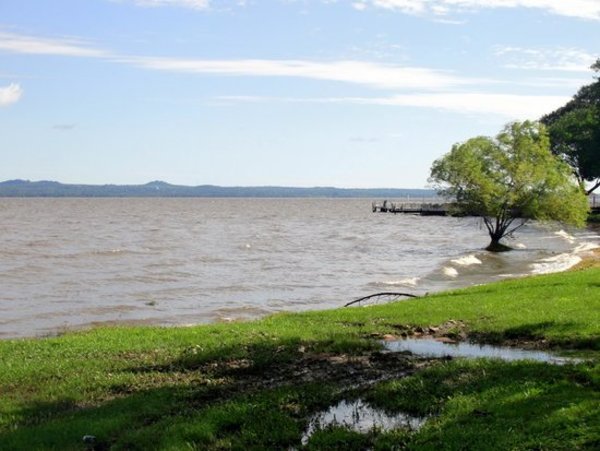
<box><xmin>301</xmin><ymin>399</ymin><xmax>425</xmax><ymax>445</ymax></box>
<box><xmin>383</xmin><ymin>338</ymin><xmax>580</xmax><ymax>364</ymax></box>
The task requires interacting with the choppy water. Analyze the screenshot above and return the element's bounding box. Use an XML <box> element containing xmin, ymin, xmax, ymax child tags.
<box><xmin>0</xmin><ymin>198</ymin><xmax>598</xmax><ymax>338</ymax></box>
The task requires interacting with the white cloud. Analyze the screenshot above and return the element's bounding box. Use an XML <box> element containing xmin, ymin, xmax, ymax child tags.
<box><xmin>0</xmin><ymin>32</ymin><xmax>109</xmax><ymax>57</ymax></box>
<box><xmin>128</xmin><ymin>0</ymin><xmax>210</xmax><ymax>9</ymax></box>
<box><xmin>354</xmin><ymin>0</ymin><xmax>600</xmax><ymax>20</ymax></box>
<box><xmin>495</xmin><ymin>46</ymin><xmax>598</xmax><ymax>72</ymax></box>
<box><xmin>124</xmin><ymin>57</ymin><xmax>480</xmax><ymax>90</ymax></box>
<box><xmin>358</xmin><ymin>92</ymin><xmax>570</xmax><ymax>118</ymax></box>
<box><xmin>0</xmin><ymin>31</ymin><xmax>489</xmax><ymax>91</ymax></box>
<box><xmin>0</xmin><ymin>83</ymin><xmax>23</xmax><ymax>106</ymax></box>
<box><xmin>217</xmin><ymin>92</ymin><xmax>569</xmax><ymax>119</ymax></box>
<box><xmin>0</xmin><ymin>30</ymin><xmax>576</xmax><ymax>119</ymax></box>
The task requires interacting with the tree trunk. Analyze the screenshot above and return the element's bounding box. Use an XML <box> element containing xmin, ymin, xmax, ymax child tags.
<box><xmin>486</xmin><ymin>234</ymin><xmax>512</xmax><ymax>252</ymax></box>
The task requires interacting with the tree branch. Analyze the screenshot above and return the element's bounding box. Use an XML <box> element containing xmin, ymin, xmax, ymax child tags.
<box><xmin>586</xmin><ymin>179</ymin><xmax>600</xmax><ymax>196</ymax></box>
<box><xmin>506</xmin><ymin>219</ymin><xmax>529</xmax><ymax>237</ymax></box>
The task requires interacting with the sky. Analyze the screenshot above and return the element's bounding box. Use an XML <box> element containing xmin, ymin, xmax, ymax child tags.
<box><xmin>1</xmin><ymin>0</ymin><xmax>599</xmax><ymax>188</ymax></box>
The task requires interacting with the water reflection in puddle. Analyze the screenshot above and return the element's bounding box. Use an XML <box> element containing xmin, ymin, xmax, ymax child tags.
<box><xmin>383</xmin><ymin>338</ymin><xmax>578</xmax><ymax>365</ymax></box>
<box><xmin>301</xmin><ymin>399</ymin><xmax>425</xmax><ymax>445</ymax></box>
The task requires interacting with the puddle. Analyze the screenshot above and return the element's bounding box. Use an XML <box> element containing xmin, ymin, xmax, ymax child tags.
<box><xmin>383</xmin><ymin>338</ymin><xmax>579</xmax><ymax>365</ymax></box>
<box><xmin>301</xmin><ymin>399</ymin><xmax>425</xmax><ymax>445</ymax></box>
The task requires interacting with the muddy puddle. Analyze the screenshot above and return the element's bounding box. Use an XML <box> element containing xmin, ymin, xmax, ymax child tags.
<box><xmin>301</xmin><ymin>399</ymin><xmax>425</xmax><ymax>445</ymax></box>
<box><xmin>382</xmin><ymin>338</ymin><xmax>579</xmax><ymax>365</ymax></box>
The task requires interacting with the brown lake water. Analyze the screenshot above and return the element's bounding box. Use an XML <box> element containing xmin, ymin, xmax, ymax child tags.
<box><xmin>0</xmin><ymin>198</ymin><xmax>598</xmax><ymax>338</ymax></box>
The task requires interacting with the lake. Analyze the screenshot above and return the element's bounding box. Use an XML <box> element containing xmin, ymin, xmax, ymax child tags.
<box><xmin>0</xmin><ymin>198</ymin><xmax>597</xmax><ymax>338</ymax></box>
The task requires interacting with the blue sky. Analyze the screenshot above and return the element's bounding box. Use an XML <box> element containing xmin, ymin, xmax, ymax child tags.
<box><xmin>1</xmin><ymin>0</ymin><xmax>599</xmax><ymax>188</ymax></box>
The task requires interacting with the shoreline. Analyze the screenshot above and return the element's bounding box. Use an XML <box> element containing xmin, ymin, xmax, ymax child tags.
<box><xmin>571</xmin><ymin>246</ymin><xmax>600</xmax><ymax>270</ymax></box>
<box><xmin>2</xmin><ymin>245</ymin><xmax>599</xmax><ymax>342</ymax></box>
<box><xmin>1</xmin><ymin>265</ymin><xmax>598</xmax><ymax>449</ymax></box>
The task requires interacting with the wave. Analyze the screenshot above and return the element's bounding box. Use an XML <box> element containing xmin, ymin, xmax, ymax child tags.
<box><xmin>554</xmin><ymin>230</ymin><xmax>575</xmax><ymax>243</ymax></box>
<box><xmin>529</xmin><ymin>237</ymin><xmax>598</xmax><ymax>275</ymax></box>
<box><xmin>93</xmin><ymin>249</ymin><xmax>127</xmax><ymax>256</ymax></box>
<box><xmin>530</xmin><ymin>253</ymin><xmax>582</xmax><ymax>274</ymax></box>
<box><xmin>369</xmin><ymin>277</ymin><xmax>420</xmax><ymax>288</ymax></box>
<box><xmin>450</xmin><ymin>255</ymin><xmax>482</xmax><ymax>266</ymax></box>
<box><xmin>576</xmin><ymin>234</ymin><xmax>600</xmax><ymax>239</ymax></box>
<box><xmin>573</xmin><ymin>242</ymin><xmax>600</xmax><ymax>253</ymax></box>
<box><xmin>442</xmin><ymin>266</ymin><xmax>459</xmax><ymax>278</ymax></box>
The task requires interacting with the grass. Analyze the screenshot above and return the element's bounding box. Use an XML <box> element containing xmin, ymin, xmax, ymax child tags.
<box><xmin>369</xmin><ymin>360</ymin><xmax>600</xmax><ymax>450</ymax></box>
<box><xmin>0</xmin><ymin>267</ymin><xmax>599</xmax><ymax>449</ymax></box>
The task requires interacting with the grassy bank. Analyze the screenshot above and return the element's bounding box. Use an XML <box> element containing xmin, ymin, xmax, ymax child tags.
<box><xmin>1</xmin><ymin>267</ymin><xmax>599</xmax><ymax>450</ymax></box>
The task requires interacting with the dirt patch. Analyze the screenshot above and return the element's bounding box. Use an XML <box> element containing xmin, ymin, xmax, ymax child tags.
<box><xmin>571</xmin><ymin>247</ymin><xmax>600</xmax><ymax>270</ymax></box>
<box><xmin>206</xmin><ymin>349</ymin><xmax>428</xmax><ymax>394</ymax></box>
<box><xmin>370</xmin><ymin>320</ymin><xmax>468</xmax><ymax>344</ymax></box>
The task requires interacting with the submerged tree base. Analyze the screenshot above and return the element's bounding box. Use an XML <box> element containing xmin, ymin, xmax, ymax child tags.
<box><xmin>486</xmin><ymin>241</ymin><xmax>512</xmax><ymax>252</ymax></box>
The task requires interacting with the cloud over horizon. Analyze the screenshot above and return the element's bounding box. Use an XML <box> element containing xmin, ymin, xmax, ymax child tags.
<box><xmin>0</xmin><ymin>31</ymin><xmax>476</xmax><ymax>91</ymax></box>
<box><xmin>127</xmin><ymin>0</ymin><xmax>210</xmax><ymax>9</ymax></box>
<box><xmin>0</xmin><ymin>83</ymin><xmax>23</xmax><ymax>106</ymax></box>
<box><xmin>495</xmin><ymin>46</ymin><xmax>598</xmax><ymax>72</ymax></box>
<box><xmin>124</xmin><ymin>57</ymin><xmax>480</xmax><ymax>90</ymax></box>
<box><xmin>352</xmin><ymin>0</ymin><xmax>600</xmax><ymax>21</ymax></box>
<box><xmin>0</xmin><ymin>30</ymin><xmax>587</xmax><ymax>120</ymax></box>
<box><xmin>217</xmin><ymin>92</ymin><xmax>570</xmax><ymax>119</ymax></box>
<box><xmin>0</xmin><ymin>31</ymin><xmax>109</xmax><ymax>57</ymax></box>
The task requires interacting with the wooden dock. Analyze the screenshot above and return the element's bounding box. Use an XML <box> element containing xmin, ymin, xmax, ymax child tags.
<box><xmin>372</xmin><ymin>199</ymin><xmax>449</xmax><ymax>216</ymax></box>
<box><xmin>373</xmin><ymin>195</ymin><xmax>600</xmax><ymax>216</ymax></box>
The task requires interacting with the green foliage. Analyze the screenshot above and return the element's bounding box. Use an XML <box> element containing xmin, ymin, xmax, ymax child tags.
<box><xmin>542</xmin><ymin>62</ymin><xmax>600</xmax><ymax>194</ymax></box>
<box><xmin>430</xmin><ymin>121</ymin><xmax>589</xmax><ymax>250</ymax></box>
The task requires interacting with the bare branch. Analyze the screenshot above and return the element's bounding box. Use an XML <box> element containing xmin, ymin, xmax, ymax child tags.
<box><xmin>345</xmin><ymin>292</ymin><xmax>418</xmax><ymax>307</ymax></box>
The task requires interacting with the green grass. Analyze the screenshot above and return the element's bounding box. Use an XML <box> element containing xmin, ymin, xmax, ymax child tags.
<box><xmin>0</xmin><ymin>268</ymin><xmax>598</xmax><ymax>449</ymax></box>
<box><xmin>369</xmin><ymin>359</ymin><xmax>600</xmax><ymax>450</ymax></box>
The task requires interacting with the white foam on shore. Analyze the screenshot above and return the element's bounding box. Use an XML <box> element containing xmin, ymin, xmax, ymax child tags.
<box><xmin>514</xmin><ymin>243</ymin><xmax>527</xmax><ymax>249</ymax></box>
<box><xmin>451</xmin><ymin>255</ymin><xmax>482</xmax><ymax>266</ymax></box>
<box><xmin>530</xmin><ymin>239</ymin><xmax>598</xmax><ymax>275</ymax></box>
<box><xmin>530</xmin><ymin>253</ymin><xmax>582</xmax><ymax>274</ymax></box>
<box><xmin>442</xmin><ymin>266</ymin><xmax>459</xmax><ymax>278</ymax></box>
<box><xmin>371</xmin><ymin>277</ymin><xmax>420</xmax><ymax>288</ymax></box>
<box><xmin>573</xmin><ymin>242</ymin><xmax>600</xmax><ymax>253</ymax></box>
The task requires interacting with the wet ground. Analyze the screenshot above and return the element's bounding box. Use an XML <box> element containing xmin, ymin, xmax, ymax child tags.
<box><xmin>382</xmin><ymin>338</ymin><xmax>579</xmax><ymax>365</ymax></box>
<box><xmin>301</xmin><ymin>399</ymin><xmax>426</xmax><ymax>444</ymax></box>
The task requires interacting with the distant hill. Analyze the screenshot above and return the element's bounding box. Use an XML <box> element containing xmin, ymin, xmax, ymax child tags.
<box><xmin>0</xmin><ymin>180</ymin><xmax>436</xmax><ymax>198</ymax></box>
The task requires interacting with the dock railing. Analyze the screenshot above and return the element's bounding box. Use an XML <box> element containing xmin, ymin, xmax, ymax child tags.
<box><xmin>372</xmin><ymin>197</ymin><xmax>449</xmax><ymax>215</ymax></box>
<box><xmin>374</xmin><ymin>194</ymin><xmax>600</xmax><ymax>214</ymax></box>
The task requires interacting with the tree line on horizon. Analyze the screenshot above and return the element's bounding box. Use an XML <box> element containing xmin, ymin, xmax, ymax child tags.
<box><xmin>429</xmin><ymin>58</ymin><xmax>599</xmax><ymax>252</ymax></box>
<box><xmin>0</xmin><ymin>180</ymin><xmax>436</xmax><ymax>199</ymax></box>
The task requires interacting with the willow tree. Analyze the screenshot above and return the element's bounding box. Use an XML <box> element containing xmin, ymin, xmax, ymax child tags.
<box><xmin>429</xmin><ymin>121</ymin><xmax>589</xmax><ymax>252</ymax></box>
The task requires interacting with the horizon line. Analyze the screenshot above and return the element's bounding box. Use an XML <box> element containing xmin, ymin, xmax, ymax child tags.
<box><xmin>0</xmin><ymin>179</ymin><xmax>432</xmax><ymax>191</ymax></box>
